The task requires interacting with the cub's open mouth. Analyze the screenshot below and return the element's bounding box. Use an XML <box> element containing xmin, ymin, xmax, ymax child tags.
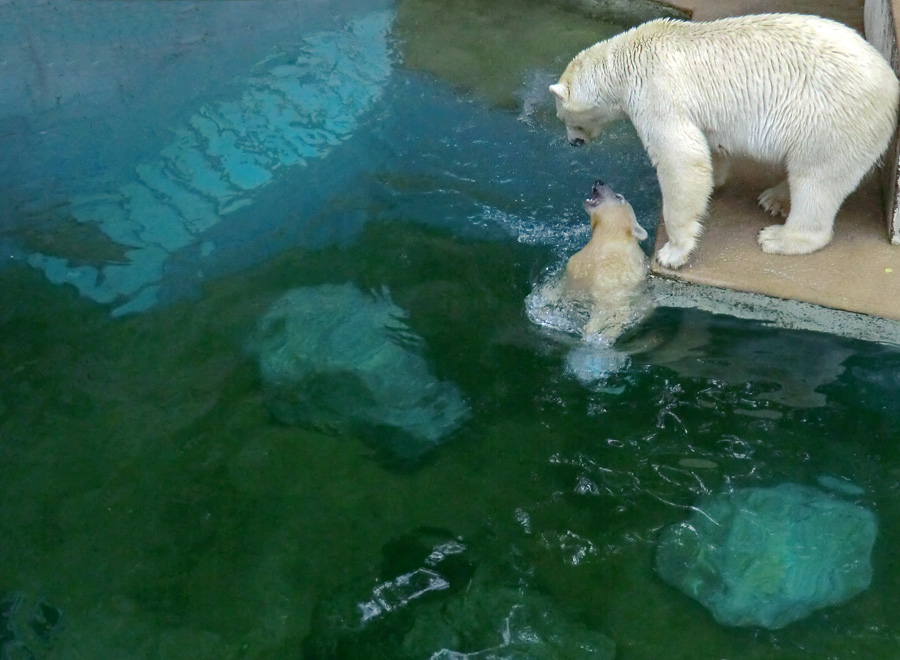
<box><xmin>585</xmin><ymin>179</ymin><xmax>607</xmax><ymax>208</ymax></box>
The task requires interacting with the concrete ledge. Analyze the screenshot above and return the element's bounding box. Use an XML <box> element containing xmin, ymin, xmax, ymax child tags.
<box><xmin>649</xmin><ymin>277</ymin><xmax>900</xmax><ymax>345</ymax></box>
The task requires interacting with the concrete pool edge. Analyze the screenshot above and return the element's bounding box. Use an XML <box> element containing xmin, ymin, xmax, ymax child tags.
<box><xmin>650</xmin><ymin>277</ymin><xmax>900</xmax><ymax>346</ymax></box>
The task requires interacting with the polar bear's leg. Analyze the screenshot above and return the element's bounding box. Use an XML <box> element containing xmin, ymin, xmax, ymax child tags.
<box><xmin>652</xmin><ymin>127</ymin><xmax>715</xmax><ymax>269</ymax></box>
<box><xmin>757</xmin><ymin>173</ymin><xmax>852</xmax><ymax>255</ymax></box>
<box><xmin>758</xmin><ymin>180</ymin><xmax>790</xmax><ymax>217</ymax></box>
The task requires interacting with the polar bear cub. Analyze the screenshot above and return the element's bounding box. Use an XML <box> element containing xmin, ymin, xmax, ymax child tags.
<box><xmin>550</xmin><ymin>14</ymin><xmax>900</xmax><ymax>268</ymax></box>
<box><xmin>562</xmin><ymin>180</ymin><xmax>648</xmax><ymax>338</ymax></box>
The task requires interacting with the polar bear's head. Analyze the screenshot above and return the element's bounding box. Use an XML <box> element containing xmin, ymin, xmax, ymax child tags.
<box><xmin>550</xmin><ymin>44</ymin><xmax>625</xmax><ymax>146</ymax></box>
<box><xmin>584</xmin><ymin>180</ymin><xmax>647</xmax><ymax>241</ymax></box>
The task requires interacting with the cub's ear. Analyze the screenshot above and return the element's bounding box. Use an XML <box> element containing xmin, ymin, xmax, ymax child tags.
<box><xmin>548</xmin><ymin>83</ymin><xmax>568</xmax><ymax>101</ymax></box>
<box><xmin>631</xmin><ymin>217</ymin><xmax>648</xmax><ymax>241</ymax></box>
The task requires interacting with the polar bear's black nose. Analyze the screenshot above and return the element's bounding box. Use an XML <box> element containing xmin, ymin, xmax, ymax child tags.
<box><xmin>591</xmin><ymin>180</ymin><xmax>606</xmax><ymax>195</ymax></box>
<box><xmin>570</xmin><ymin>137</ymin><xmax>585</xmax><ymax>147</ymax></box>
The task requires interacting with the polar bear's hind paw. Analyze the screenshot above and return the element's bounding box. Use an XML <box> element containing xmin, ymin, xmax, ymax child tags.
<box><xmin>758</xmin><ymin>224</ymin><xmax>831</xmax><ymax>255</ymax></box>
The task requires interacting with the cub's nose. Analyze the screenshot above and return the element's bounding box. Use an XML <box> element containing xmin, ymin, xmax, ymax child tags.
<box><xmin>591</xmin><ymin>180</ymin><xmax>606</xmax><ymax>194</ymax></box>
<box><xmin>569</xmin><ymin>137</ymin><xmax>585</xmax><ymax>147</ymax></box>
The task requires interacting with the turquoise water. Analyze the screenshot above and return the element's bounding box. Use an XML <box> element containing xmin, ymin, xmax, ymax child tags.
<box><xmin>2</xmin><ymin>1</ymin><xmax>900</xmax><ymax>658</ymax></box>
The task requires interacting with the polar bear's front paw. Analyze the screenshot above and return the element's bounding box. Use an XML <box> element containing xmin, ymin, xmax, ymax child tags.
<box><xmin>758</xmin><ymin>224</ymin><xmax>831</xmax><ymax>255</ymax></box>
<box><xmin>656</xmin><ymin>241</ymin><xmax>691</xmax><ymax>269</ymax></box>
<box><xmin>758</xmin><ymin>182</ymin><xmax>790</xmax><ymax>217</ymax></box>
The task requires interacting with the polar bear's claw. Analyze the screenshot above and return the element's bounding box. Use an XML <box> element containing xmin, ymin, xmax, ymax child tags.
<box><xmin>758</xmin><ymin>182</ymin><xmax>790</xmax><ymax>217</ymax></box>
<box><xmin>656</xmin><ymin>241</ymin><xmax>691</xmax><ymax>269</ymax></box>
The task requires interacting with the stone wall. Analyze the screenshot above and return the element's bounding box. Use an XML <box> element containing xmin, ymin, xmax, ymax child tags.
<box><xmin>865</xmin><ymin>0</ymin><xmax>900</xmax><ymax>243</ymax></box>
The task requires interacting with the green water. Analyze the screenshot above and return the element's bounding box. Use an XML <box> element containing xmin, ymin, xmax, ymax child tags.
<box><xmin>4</xmin><ymin>220</ymin><xmax>900</xmax><ymax>658</ymax></box>
<box><xmin>4</xmin><ymin>1</ymin><xmax>900</xmax><ymax>658</ymax></box>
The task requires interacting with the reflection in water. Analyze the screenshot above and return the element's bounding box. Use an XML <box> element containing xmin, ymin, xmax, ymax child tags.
<box><xmin>23</xmin><ymin>12</ymin><xmax>394</xmax><ymax>316</ymax></box>
<box><xmin>630</xmin><ymin>309</ymin><xmax>857</xmax><ymax>409</ymax></box>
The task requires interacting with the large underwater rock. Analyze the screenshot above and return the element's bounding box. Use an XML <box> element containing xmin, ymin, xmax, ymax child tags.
<box><xmin>654</xmin><ymin>483</ymin><xmax>877</xmax><ymax>629</ymax></box>
<box><xmin>254</xmin><ymin>283</ymin><xmax>469</xmax><ymax>459</ymax></box>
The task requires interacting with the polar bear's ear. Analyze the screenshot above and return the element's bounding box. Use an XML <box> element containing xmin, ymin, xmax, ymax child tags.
<box><xmin>548</xmin><ymin>83</ymin><xmax>568</xmax><ymax>101</ymax></box>
<box><xmin>631</xmin><ymin>217</ymin><xmax>648</xmax><ymax>241</ymax></box>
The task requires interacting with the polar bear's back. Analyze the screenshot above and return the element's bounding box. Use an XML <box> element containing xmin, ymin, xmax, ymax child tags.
<box><xmin>622</xmin><ymin>14</ymin><xmax>899</xmax><ymax>164</ymax></box>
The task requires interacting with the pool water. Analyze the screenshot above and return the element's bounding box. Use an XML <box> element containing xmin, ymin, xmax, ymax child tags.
<box><xmin>2</xmin><ymin>1</ymin><xmax>900</xmax><ymax>658</ymax></box>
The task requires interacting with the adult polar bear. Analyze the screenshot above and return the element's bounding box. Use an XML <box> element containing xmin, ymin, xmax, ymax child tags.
<box><xmin>550</xmin><ymin>14</ymin><xmax>900</xmax><ymax>269</ymax></box>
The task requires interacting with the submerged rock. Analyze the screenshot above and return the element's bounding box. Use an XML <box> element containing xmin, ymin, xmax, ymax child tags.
<box><xmin>254</xmin><ymin>283</ymin><xmax>469</xmax><ymax>458</ymax></box>
<box><xmin>419</xmin><ymin>590</ymin><xmax>616</xmax><ymax>660</ymax></box>
<box><xmin>654</xmin><ymin>483</ymin><xmax>877</xmax><ymax>629</ymax></box>
<box><xmin>303</xmin><ymin>528</ymin><xmax>615</xmax><ymax>660</ymax></box>
<box><xmin>1</xmin><ymin>592</ymin><xmax>65</xmax><ymax>656</ymax></box>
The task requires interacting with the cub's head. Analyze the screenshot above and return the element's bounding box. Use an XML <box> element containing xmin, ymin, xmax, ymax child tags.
<box><xmin>549</xmin><ymin>43</ymin><xmax>624</xmax><ymax>147</ymax></box>
<box><xmin>584</xmin><ymin>180</ymin><xmax>648</xmax><ymax>241</ymax></box>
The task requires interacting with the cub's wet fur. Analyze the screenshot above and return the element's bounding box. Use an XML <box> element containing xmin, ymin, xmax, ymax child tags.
<box><xmin>562</xmin><ymin>181</ymin><xmax>649</xmax><ymax>340</ymax></box>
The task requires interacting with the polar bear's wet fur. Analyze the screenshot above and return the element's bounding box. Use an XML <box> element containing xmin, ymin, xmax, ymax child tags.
<box><xmin>562</xmin><ymin>180</ymin><xmax>648</xmax><ymax>339</ymax></box>
<box><xmin>550</xmin><ymin>14</ymin><xmax>900</xmax><ymax>268</ymax></box>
